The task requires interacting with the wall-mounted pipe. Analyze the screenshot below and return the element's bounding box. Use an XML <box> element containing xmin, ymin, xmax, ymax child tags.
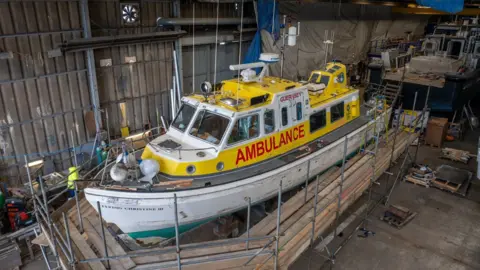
<box><xmin>196</xmin><ymin>0</ymin><xmax>252</xmax><ymax>2</ymax></box>
<box><xmin>60</xmin><ymin>31</ymin><xmax>186</xmax><ymax>52</ymax></box>
<box><xmin>157</xmin><ymin>17</ymin><xmax>256</xmax><ymax>26</ymax></box>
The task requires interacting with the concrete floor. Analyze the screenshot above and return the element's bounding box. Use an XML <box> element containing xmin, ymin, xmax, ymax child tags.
<box><xmin>292</xmin><ymin>130</ymin><xmax>480</xmax><ymax>270</ymax></box>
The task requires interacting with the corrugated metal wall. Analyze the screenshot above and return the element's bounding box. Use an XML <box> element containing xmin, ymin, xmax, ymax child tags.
<box><xmin>90</xmin><ymin>0</ymin><xmax>174</xmax><ymax>137</ymax></box>
<box><xmin>180</xmin><ymin>1</ymin><xmax>251</xmax><ymax>94</ymax></box>
<box><xmin>182</xmin><ymin>42</ymin><xmax>251</xmax><ymax>94</ymax></box>
<box><xmin>0</xmin><ymin>0</ymin><xmax>242</xmax><ymax>186</ymax></box>
<box><xmin>0</xmin><ymin>1</ymin><xmax>91</xmax><ymax>184</ymax></box>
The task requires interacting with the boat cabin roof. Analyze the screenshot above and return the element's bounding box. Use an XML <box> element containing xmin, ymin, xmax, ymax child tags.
<box><xmin>186</xmin><ymin>62</ymin><xmax>353</xmax><ymax>113</ymax></box>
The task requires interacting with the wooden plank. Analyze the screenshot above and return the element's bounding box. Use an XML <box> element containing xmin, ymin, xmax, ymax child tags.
<box><xmin>85</xmin><ymin>216</ymin><xmax>136</xmax><ymax>269</ymax></box>
<box><xmin>55</xmin><ymin>222</ymin><xmax>92</xmax><ymax>270</ymax></box>
<box><xmin>39</xmin><ymin>223</ymin><xmax>72</xmax><ymax>270</ymax></box>
<box><xmin>274</xmin><ymin>131</ymin><xmax>419</xmax><ymax>268</ymax></box>
<box><xmin>130</xmin><ymin>238</ymin><xmax>270</xmax><ymax>265</ymax></box>
<box><xmin>134</xmin><ymin>249</ymin><xmax>271</xmax><ymax>270</ymax></box>
<box><xmin>66</xmin><ymin>220</ymin><xmax>106</xmax><ymax>270</ymax></box>
<box><xmin>248</xmin><ymin>131</ymin><xmax>413</xmax><ymax>268</ymax></box>
<box><xmin>82</xmin><ymin>217</ymin><xmax>125</xmax><ymax>270</ymax></box>
<box><xmin>246</xmin><ymin>153</ymin><xmax>367</xmax><ymax>238</ymax></box>
<box><xmin>51</xmin><ymin>192</ymin><xmax>85</xmax><ymax>221</ymax></box>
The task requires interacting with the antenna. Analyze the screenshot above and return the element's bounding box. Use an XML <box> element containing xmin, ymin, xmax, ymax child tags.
<box><xmin>236</xmin><ymin>0</ymin><xmax>245</xmax><ymax>108</ymax></box>
<box><xmin>192</xmin><ymin>2</ymin><xmax>195</xmax><ymax>94</ymax></box>
<box><xmin>280</xmin><ymin>15</ymin><xmax>300</xmax><ymax>79</ymax></box>
<box><xmin>323</xmin><ymin>30</ymin><xmax>335</xmax><ymax>66</ymax></box>
<box><xmin>213</xmin><ymin>0</ymin><xmax>220</xmax><ymax>99</ymax></box>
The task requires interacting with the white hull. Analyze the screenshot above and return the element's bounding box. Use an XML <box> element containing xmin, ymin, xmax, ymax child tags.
<box><xmin>85</xmin><ymin>113</ymin><xmax>388</xmax><ymax>237</ymax></box>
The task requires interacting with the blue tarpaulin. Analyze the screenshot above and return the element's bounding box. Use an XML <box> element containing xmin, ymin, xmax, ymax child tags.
<box><xmin>243</xmin><ymin>0</ymin><xmax>279</xmax><ymax>64</ymax></box>
<box><xmin>416</xmin><ymin>0</ymin><xmax>463</xmax><ymax>14</ymax></box>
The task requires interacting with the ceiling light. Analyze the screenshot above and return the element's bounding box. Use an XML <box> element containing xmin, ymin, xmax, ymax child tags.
<box><xmin>25</xmin><ymin>159</ymin><xmax>44</xmax><ymax>168</ymax></box>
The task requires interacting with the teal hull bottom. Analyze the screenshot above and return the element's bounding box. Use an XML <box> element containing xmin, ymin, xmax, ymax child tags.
<box><xmin>128</xmin><ymin>218</ymin><xmax>216</xmax><ymax>239</ymax></box>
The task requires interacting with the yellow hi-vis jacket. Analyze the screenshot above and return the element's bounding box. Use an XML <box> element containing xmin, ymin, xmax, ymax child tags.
<box><xmin>67</xmin><ymin>167</ymin><xmax>79</xmax><ymax>190</ymax></box>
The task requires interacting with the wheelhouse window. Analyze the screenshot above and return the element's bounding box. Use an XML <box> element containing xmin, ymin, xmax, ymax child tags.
<box><xmin>281</xmin><ymin>107</ymin><xmax>288</xmax><ymax>126</ymax></box>
<box><xmin>189</xmin><ymin>110</ymin><xmax>230</xmax><ymax>145</ymax></box>
<box><xmin>228</xmin><ymin>114</ymin><xmax>260</xmax><ymax>145</ymax></box>
<box><xmin>310</xmin><ymin>110</ymin><xmax>326</xmax><ymax>133</ymax></box>
<box><xmin>264</xmin><ymin>110</ymin><xmax>275</xmax><ymax>134</ymax></box>
<box><xmin>296</xmin><ymin>103</ymin><xmax>302</xmax><ymax>120</ymax></box>
<box><xmin>171</xmin><ymin>103</ymin><xmax>196</xmax><ymax>132</ymax></box>
<box><xmin>309</xmin><ymin>73</ymin><xmax>330</xmax><ymax>87</ymax></box>
<box><xmin>331</xmin><ymin>102</ymin><xmax>344</xmax><ymax>123</ymax></box>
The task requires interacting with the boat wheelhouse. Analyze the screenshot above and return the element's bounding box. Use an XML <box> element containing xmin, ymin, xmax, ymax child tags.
<box><xmin>140</xmin><ymin>62</ymin><xmax>360</xmax><ymax>178</ymax></box>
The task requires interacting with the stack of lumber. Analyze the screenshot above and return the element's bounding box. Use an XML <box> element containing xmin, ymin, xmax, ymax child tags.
<box><xmin>441</xmin><ymin>147</ymin><xmax>472</xmax><ymax>164</ymax></box>
<box><xmin>251</xmin><ymin>130</ymin><xmax>419</xmax><ymax>269</ymax></box>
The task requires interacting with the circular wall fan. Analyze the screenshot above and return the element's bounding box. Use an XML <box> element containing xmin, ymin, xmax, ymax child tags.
<box><xmin>121</xmin><ymin>3</ymin><xmax>139</xmax><ymax>24</ymax></box>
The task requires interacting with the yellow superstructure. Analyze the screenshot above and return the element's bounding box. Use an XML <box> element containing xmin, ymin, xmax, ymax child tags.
<box><xmin>141</xmin><ymin>62</ymin><xmax>361</xmax><ymax>177</ymax></box>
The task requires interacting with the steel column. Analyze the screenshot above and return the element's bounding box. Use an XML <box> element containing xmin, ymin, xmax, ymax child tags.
<box><xmin>81</xmin><ymin>0</ymin><xmax>101</xmax><ymax>132</ymax></box>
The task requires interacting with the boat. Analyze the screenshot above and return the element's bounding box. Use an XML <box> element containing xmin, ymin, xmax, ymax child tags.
<box><xmin>368</xmin><ymin>22</ymin><xmax>480</xmax><ymax>114</ymax></box>
<box><xmin>84</xmin><ymin>55</ymin><xmax>389</xmax><ymax>239</ymax></box>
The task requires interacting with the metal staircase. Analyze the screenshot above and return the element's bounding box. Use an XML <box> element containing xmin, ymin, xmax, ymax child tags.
<box><xmin>382</xmin><ymin>80</ymin><xmax>403</xmax><ymax>106</ymax></box>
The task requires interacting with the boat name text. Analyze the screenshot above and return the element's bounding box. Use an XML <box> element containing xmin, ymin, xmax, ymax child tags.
<box><xmin>235</xmin><ymin>124</ymin><xmax>305</xmax><ymax>165</ymax></box>
<box><xmin>280</xmin><ymin>92</ymin><xmax>301</xmax><ymax>102</ymax></box>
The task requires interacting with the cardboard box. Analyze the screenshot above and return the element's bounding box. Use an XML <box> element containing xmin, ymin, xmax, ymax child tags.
<box><xmin>425</xmin><ymin>117</ymin><xmax>449</xmax><ymax>147</ymax></box>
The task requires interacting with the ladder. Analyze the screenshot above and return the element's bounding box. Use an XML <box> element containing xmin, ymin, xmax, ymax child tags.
<box><xmin>382</xmin><ymin>80</ymin><xmax>403</xmax><ymax>106</ymax></box>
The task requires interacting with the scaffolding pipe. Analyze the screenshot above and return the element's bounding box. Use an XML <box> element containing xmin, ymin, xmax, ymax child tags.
<box><xmin>25</xmin><ymin>156</ymin><xmax>41</xmax><ymax>231</ymax></box>
<box><xmin>334</xmin><ymin>137</ymin><xmax>349</xmax><ymax>236</ymax></box>
<box><xmin>157</xmin><ymin>17</ymin><xmax>256</xmax><ymax>26</ymax></box>
<box><xmin>304</xmin><ymin>160</ymin><xmax>310</xmax><ymax>203</ymax></box>
<box><xmin>383</xmin><ymin>104</ymin><xmax>403</xmax><ymax>200</ymax></box>
<box><xmin>307</xmin><ymin>175</ymin><xmax>320</xmax><ymax>269</ymax></box>
<box><xmin>274</xmin><ymin>180</ymin><xmax>282</xmax><ymax>270</ymax></box>
<box><xmin>97</xmin><ymin>201</ymin><xmax>111</xmax><ymax>269</ymax></box>
<box><xmin>35</xmin><ymin>228</ymin><xmax>53</xmax><ymax>270</ymax></box>
<box><xmin>246</xmin><ymin>196</ymin><xmax>251</xmax><ymax>250</ymax></box>
<box><xmin>413</xmin><ymin>86</ymin><xmax>431</xmax><ymax>163</ymax></box>
<box><xmin>79</xmin><ymin>235</ymin><xmax>274</xmax><ymax>264</ymax></box>
<box><xmin>174</xmin><ymin>194</ymin><xmax>182</xmax><ymax>269</ymax></box>
<box><xmin>74</xmin><ymin>182</ymin><xmax>84</xmax><ymax>233</ymax></box>
<box><xmin>363</xmin><ymin>97</ymin><xmax>381</xmax><ymax>229</ymax></box>
<box><xmin>63</xmin><ymin>213</ymin><xmax>75</xmax><ymax>268</ymax></box>
<box><xmin>38</xmin><ymin>175</ymin><xmax>60</xmax><ymax>266</ymax></box>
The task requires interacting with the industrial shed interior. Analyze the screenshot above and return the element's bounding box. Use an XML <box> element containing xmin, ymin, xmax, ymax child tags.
<box><xmin>1</xmin><ymin>1</ymin><xmax>480</xmax><ymax>270</ymax></box>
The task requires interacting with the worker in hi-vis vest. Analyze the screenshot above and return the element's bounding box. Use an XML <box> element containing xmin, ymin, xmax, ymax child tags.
<box><xmin>67</xmin><ymin>167</ymin><xmax>78</xmax><ymax>198</ymax></box>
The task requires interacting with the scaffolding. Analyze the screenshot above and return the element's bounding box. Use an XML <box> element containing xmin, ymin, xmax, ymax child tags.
<box><xmin>25</xmin><ymin>88</ymin><xmax>430</xmax><ymax>270</ymax></box>
<box><xmin>303</xmin><ymin>85</ymin><xmax>430</xmax><ymax>269</ymax></box>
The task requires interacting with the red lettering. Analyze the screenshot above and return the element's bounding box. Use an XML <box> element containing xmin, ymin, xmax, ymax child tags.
<box><xmin>273</xmin><ymin>136</ymin><xmax>280</xmax><ymax>150</ymax></box>
<box><xmin>285</xmin><ymin>129</ymin><xmax>293</xmax><ymax>144</ymax></box>
<box><xmin>266</xmin><ymin>137</ymin><xmax>273</xmax><ymax>152</ymax></box>
<box><xmin>280</xmin><ymin>133</ymin><xmax>286</xmax><ymax>146</ymax></box>
<box><xmin>293</xmin><ymin>127</ymin><xmax>299</xmax><ymax>140</ymax></box>
<box><xmin>236</xmin><ymin>149</ymin><xmax>246</xmax><ymax>165</ymax></box>
<box><xmin>245</xmin><ymin>144</ymin><xmax>256</xmax><ymax>161</ymax></box>
<box><xmin>298</xmin><ymin>125</ymin><xmax>305</xmax><ymax>138</ymax></box>
<box><xmin>257</xmin><ymin>141</ymin><xmax>265</xmax><ymax>156</ymax></box>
